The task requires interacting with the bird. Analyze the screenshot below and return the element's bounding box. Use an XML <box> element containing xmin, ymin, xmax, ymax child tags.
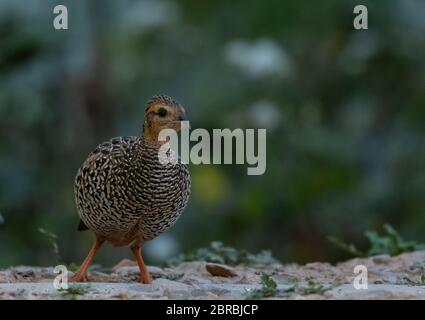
<box><xmin>70</xmin><ymin>95</ymin><xmax>191</xmax><ymax>284</ymax></box>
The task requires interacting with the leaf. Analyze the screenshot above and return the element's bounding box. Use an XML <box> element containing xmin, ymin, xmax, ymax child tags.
<box><xmin>298</xmin><ymin>280</ymin><xmax>327</xmax><ymax>295</ymax></box>
<box><xmin>167</xmin><ymin>241</ymin><xmax>278</xmax><ymax>266</ymax></box>
<box><xmin>246</xmin><ymin>273</ymin><xmax>278</xmax><ymax>299</ymax></box>
<box><xmin>39</xmin><ymin>227</ymin><xmax>61</xmax><ymax>264</ymax></box>
<box><xmin>366</xmin><ymin>224</ymin><xmax>418</xmax><ymax>257</ymax></box>
<box><xmin>327</xmin><ymin>236</ymin><xmax>364</xmax><ymax>257</ymax></box>
<box><xmin>330</xmin><ymin>224</ymin><xmax>423</xmax><ymax>258</ymax></box>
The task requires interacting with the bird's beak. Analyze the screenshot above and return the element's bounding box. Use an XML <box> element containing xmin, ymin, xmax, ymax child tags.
<box><xmin>179</xmin><ymin>111</ymin><xmax>190</xmax><ymax>129</ymax></box>
<box><xmin>179</xmin><ymin>110</ymin><xmax>188</xmax><ymax>122</ymax></box>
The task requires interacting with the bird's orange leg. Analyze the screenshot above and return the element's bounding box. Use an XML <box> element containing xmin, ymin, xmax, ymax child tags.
<box><xmin>131</xmin><ymin>246</ymin><xmax>152</xmax><ymax>284</ymax></box>
<box><xmin>69</xmin><ymin>237</ymin><xmax>104</xmax><ymax>282</ymax></box>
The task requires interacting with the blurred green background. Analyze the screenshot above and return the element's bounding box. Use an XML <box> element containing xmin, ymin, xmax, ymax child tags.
<box><xmin>1</xmin><ymin>0</ymin><xmax>425</xmax><ymax>268</ymax></box>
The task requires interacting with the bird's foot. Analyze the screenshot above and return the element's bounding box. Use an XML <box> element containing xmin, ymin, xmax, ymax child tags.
<box><xmin>69</xmin><ymin>273</ymin><xmax>90</xmax><ymax>282</ymax></box>
<box><xmin>139</xmin><ymin>274</ymin><xmax>152</xmax><ymax>284</ymax></box>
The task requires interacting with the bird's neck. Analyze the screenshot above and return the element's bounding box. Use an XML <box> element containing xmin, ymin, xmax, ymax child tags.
<box><xmin>136</xmin><ymin>135</ymin><xmax>179</xmax><ymax>167</ymax></box>
<box><xmin>138</xmin><ymin>136</ymin><xmax>161</xmax><ymax>155</ymax></box>
<box><xmin>142</xmin><ymin>124</ymin><xmax>168</xmax><ymax>146</ymax></box>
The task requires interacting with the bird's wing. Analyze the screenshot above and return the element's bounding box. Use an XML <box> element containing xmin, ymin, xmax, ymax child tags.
<box><xmin>74</xmin><ymin>136</ymin><xmax>141</xmax><ymax>230</ymax></box>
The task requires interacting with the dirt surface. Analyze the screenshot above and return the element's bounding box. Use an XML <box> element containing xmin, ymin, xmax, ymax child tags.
<box><xmin>1</xmin><ymin>251</ymin><xmax>425</xmax><ymax>299</ymax></box>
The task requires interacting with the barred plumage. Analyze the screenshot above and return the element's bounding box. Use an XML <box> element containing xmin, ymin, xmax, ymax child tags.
<box><xmin>71</xmin><ymin>95</ymin><xmax>191</xmax><ymax>284</ymax></box>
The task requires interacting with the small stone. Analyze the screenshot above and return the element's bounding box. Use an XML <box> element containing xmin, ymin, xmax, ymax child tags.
<box><xmin>147</xmin><ymin>266</ymin><xmax>164</xmax><ymax>275</ymax></box>
<box><xmin>206</xmin><ymin>263</ymin><xmax>237</xmax><ymax>277</ymax></box>
<box><xmin>12</xmin><ymin>266</ymin><xmax>35</xmax><ymax>278</ymax></box>
<box><xmin>153</xmin><ymin>278</ymin><xmax>192</xmax><ymax>292</ymax></box>
<box><xmin>113</xmin><ymin>265</ymin><xmax>164</xmax><ymax>278</ymax></box>
<box><xmin>191</xmin><ymin>289</ymin><xmax>209</xmax><ymax>297</ymax></box>
<box><xmin>0</xmin><ymin>271</ymin><xmax>14</xmax><ymax>283</ymax></box>
<box><xmin>372</xmin><ymin>255</ymin><xmax>391</xmax><ymax>264</ymax></box>
<box><xmin>112</xmin><ymin>259</ymin><xmax>137</xmax><ymax>271</ymax></box>
<box><xmin>113</xmin><ymin>266</ymin><xmax>139</xmax><ymax>276</ymax></box>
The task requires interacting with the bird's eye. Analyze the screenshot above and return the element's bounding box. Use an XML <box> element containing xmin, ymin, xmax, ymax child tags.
<box><xmin>158</xmin><ymin>108</ymin><xmax>167</xmax><ymax>117</ymax></box>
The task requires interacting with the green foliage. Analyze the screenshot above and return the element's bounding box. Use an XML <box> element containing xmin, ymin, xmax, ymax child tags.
<box><xmin>38</xmin><ymin>228</ymin><xmax>61</xmax><ymax>264</ymax></box>
<box><xmin>160</xmin><ymin>273</ymin><xmax>184</xmax><ymax>281</ymax></box>
<box><xmin>329</xmin><ymin>224</ymin><xmax>425</xmax><ymax>258</ymax></box>
<box><xmin>402</xmin><ymin>274</ymin><xmax>425</xmax><ymax>286</ymax></box>
<box><xmin>247</xmin><ymin>275</ymin><xmax>333</xmax><ymax>299</ymax></box>
<box><xmin>365</xmin><ymin>224</ymin><xmax>423</xmax><ymax>257</ymax></box>
<box><xmin>58</xmin><ymin>284</ymin><xmax>91</xmax><ymax>300</ymax></box>
<box><xmin>66</xmin><ymin>263</ymin><xmax>79</xmax><ymax>272</ymax></box>
<box><xmin>246</xmin><ymin>273</ymin><xmax>278</xmax><ymax>299</ymax></box>
<box><xmin>166</xmin><ymin>241</ymin><xmax>278</xmax><ymax>266</ymax></box>
<box><xmin>327</xmin><ymin>236</ymin><xmax>364</xmax><ymax>257</ymax></box>
<box><xmin>297</xmin><ymin>280</ymin><xmax>328</xmax><ymax>295</ymax></box>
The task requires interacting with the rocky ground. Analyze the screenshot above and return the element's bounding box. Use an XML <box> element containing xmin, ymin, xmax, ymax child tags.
<box><xmin>1</xmin><ymin>251</ymin><xmax>425</xmax><ymax>299</ymax></box>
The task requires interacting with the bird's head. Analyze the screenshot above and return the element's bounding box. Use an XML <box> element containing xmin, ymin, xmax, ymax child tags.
<box><xmin>142</xmin><ymin>95</ymin><xmax>189</xmax><ymax>144</ymax></box>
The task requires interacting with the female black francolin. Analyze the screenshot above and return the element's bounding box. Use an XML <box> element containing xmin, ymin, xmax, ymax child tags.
<box><xmin>71</xmin><ymin>95</ymin><xmax>191</xmax><ymax>284</ymax></box>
